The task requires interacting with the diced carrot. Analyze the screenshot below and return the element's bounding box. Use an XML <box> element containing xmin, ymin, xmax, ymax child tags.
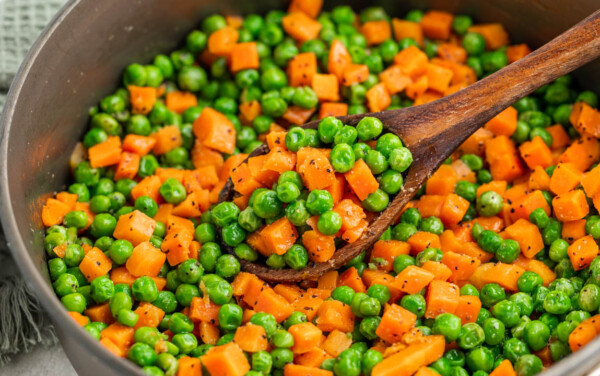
<box><xmin>233</xmin><ymin>323</ymin><xmax>268</xmax><ymax>352</ymax></box>
<box><xmin>42</xmin><ymin>198</ymin><xmax>72</xmax><ymax>227</ymax></box>
<box><xmin>315</xmin><ymin>300</ymin><xmax>355</xmax><ymax>333</ymax></box>
<box><xmin>467</xmin><ymin>24</ymin><xmax>510</xmax><ymax>49</ymax></box>
<box><xmin>319</xmin><ymin>102</ymin><xmax>348</xmax><ymax>119</ymax></box>
<box><xmin>254</xmin><ymin>288</ymin><xmax>294</xmax><ymax>323</ymax></box>
<box><xmin>302</xmin><ymin>230</ymin><xmax>336</xmax><ymax>263</ymax></box>
<box><xmin>338</xmin><ymin>267</ymin><xmax>366</xmax><ymax>293</ymax></box>
<box><xmin>177</xmin><ymin>356</ymin><xmax>202</xmax><ymax>376</ymax></box>
<box><xmin>261</xmin><ymin>217</ymin><xmax>299</xmax><ymax>255</ymax></box>
<box><xmin>366</xmin><ymin>82</ymin><xmax>392</xmax><ymax>112</ymax></box>
<box><xmin>371</xmin><ymin>335</ymin><xmax>445</xmax><ymax>376</ymax></box>
<box><xmin>392</xmin><ymin>19</ymin><xmax>424</xmax><ymax>45</ymax></box>
<box><xmin>193</xmin><ymin>108</ymin><xmax>236</xmax><ymax>154</ymax></box>
<box><xmin>230</xmin><ymin>42</ymin><xmax>259</xmax><ymax>72</ymax></box>
<box><xmin>370</xmin><ymin>240</ymin><xmax>411</xmax><ymax>272</ymax></box>
<box><xmin>568</xmin><ymin>235</ymin><xmax>600</xmax><ymax>271</ymax></box>
<box><xmin>341</xmin><ymin>64</ymin><xmax>369</xmax><ymax>86</ymax></box>
<box><xmin>122</xmin><ymin>134</ymin><xmax>156</xmax><ymax>156</ymax></box>
<box><xmin>426</xmin><ymin>63</ymin><xmax>453</xmax><ymax>93</ymax></box>
<box><xmin>376</xmin><ymin>304</ymin><xmax>417</xmax><ymax>344</ymax></box>
<box><xmin>128</xmin><ymin>86</ymin><xmax>157</xmax><ymax>115</ymax></box>
<box><xmin>88</xmin><ymin>136</ymin><xmax>122</xmax><ymax>168</ymax></box>
<box><xmin>113</xmin><ymin>210</ymin><xmax>156</xmax><ymax>246</ymax></box>
<box><xmin>131</xmin><ymin>175</ymin><xmax>162</xmax><ymax>203</ymax></box>
<box><xmin>289</xmin><ymin>322</ymin><xmax>323</xmax><ymax>354</ymax></box>
<box><xmin>507</xmin><ymin>44</ymin><xmax>531</xmax><ymax>63</ymax></box>
<box><xmin>126</xmin><ymin>241</ymin><xmax>166</xmax><ymax>277</ymax></box>
<box><xmin>426</xmin><ymin>164</ymin><xmax>458</xmax><ymax>195</ymax></box>
<box><xmin>549</xmin><ymin>162</ymin><xmax>582</xmax><ymax>195</ymax></box>
<box><xmin>166</xmin><ymin>91</ymin><xmax>198</xmax><ymax>114</ymax></box>
<box><xmin>558</xmin><ymin>136</ymin><xmax>600</xmax><ymax>172</ymax></box>
<box><xmin>284</xmin><ymin>364</ymin><xmax>333</xmax><ymax>376</ymax></box>
<box><xmin>420</xmin><ymin>10</ymin><xmax>454</xmax><ymax>40</ymax></box>
<box><xmin>201</xmin><ymin>343</ymin><xmax>250</xmax><ymax>376</ymax></box>
<box><xmin>553</xmin><ymin>189</ymin><xmax>589</xmax><ymax>222</ymax></box>
<box><xmin>425</xmin><ymin>280</ymin><xmax>460</xmax><ymax>319</ymax></box>
<box><xmin>470</xmin><ymin>263</ymin><xmax>525</xmax><ymax>291</ymax></box>
<box><xmin>288</xmin><ymin>52</ymin><xmax>317</xmax><ymax>87</ymax></box>
<box><xmin>456</xmin><ymin>295</ymin><xmax>482</xmax><ymax>325</ymax></box>
<box><xmin>486</xmin><ymin>107</ymin><xmax>518</xmax><ymax>137</ymax></box>
<box><xmin>344</xmin><ymin>159</ymin><xmax>379</xmax><ymax>200</ymax></box>
<box><xmin>79</xmin><ymin>247</ymin><xmax>112</xmax><ymax>282</ymax></box>
<box><xmin>208</xmin><ymin>26</ymin><xmax>239</xmax><ymax>56</ymax></box>
<box><xmin>407</xmin><ymin>232</ymin><xmax>441</xmax><ymax>255</ymax></box>
<box><xmin>393</xmin><ymin>265</ymin><xmax>435</xmax><ymax>294</ymax></box>
<box><xmin>361</xmin><ymin>21</ymin><xmax>392</xmax><ymax>45</ymax></box>
<box><xmin>379</xmin><ymin>65</ymin><xmax>412</xmax><ymax>95</ymax></box>
<box><xmin>436</xmin><ymin>43</ymin><xmax>467</xmax><ymax>64</ymax></box>
<box><xmin>282</xmin><ymin>12</ymin><xmax>322</xmax><ymax>43</ymax></box>
<box><xmin>288</xmin><ymin>0</ymin><xmax>323</xmax><ymax>18</ymax></box>
<box><xmin>151</xmin><ymin>125</ymin><xmax>182</xmax><ymax>155</ymax></box>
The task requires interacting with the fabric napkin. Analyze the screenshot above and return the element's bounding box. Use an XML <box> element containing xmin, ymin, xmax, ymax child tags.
<box><xmin>0</xmin><ymin>0</ymin><xmax>68</xmax><ymax>364</ymax></box>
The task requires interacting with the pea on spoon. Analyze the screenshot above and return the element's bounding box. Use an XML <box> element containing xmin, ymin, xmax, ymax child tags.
<box><xmin>219</xmin><ymin>9</ymin><xmax>600</xmax><ymax>283</ymax></box>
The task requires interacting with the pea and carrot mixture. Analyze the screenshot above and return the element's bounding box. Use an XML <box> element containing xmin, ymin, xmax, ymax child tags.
<box><xmin>39</xmin><ymin>1</ymin><xmax>600</xmax><ymax>375</ymax></box>
<box><xmin>218</xmin><ymin>115</ymin><xmax>411</xmax><ymax>269</ymax></box>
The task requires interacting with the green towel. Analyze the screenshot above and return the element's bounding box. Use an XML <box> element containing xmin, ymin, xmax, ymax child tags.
<box><xmin>0</xmin><ymin>0</ymin><xmax>68</xmax><ymax>365</ymax></box>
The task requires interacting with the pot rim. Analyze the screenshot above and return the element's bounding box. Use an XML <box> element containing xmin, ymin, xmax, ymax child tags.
<box><xmin>2</xmin><ymin>1</ymin><xmax>600</xmax><ymax>375</ymax></box>
<box><xmin>0</xmin><ymin>0</ymin><xmax>142</xmax><ymax>374</ymax></box>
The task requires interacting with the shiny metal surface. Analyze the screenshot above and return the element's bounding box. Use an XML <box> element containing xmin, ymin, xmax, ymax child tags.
<box><xmin>2</xmin><ymin>0</ymin><xmax>600</xmax><ymax>374</ymax></box>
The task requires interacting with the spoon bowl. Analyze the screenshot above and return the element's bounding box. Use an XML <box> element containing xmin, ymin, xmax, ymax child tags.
<box><xmin>219</xmin><ymin>9</ymin><xmax>600</xmax><ymax>283</ymax></box>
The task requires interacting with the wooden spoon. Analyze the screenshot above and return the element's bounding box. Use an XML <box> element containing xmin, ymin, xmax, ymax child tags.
<box><xmin>219</xmin><ymin>10</ymin><xmax>600</xmax><ymax>283</ymax></box>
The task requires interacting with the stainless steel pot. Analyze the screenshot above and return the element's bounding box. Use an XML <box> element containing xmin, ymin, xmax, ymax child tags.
<box><xmin>2</xmin><ymin>0</ymin><xmax>600</xmax><ymax>374</ymax></box>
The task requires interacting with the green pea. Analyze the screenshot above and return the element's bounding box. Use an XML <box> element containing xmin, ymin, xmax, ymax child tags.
<box><xmin>132</xmin><ymin>276</ymin><xmax>158</xmax><ymax>302</ymax></box>
<box><xmin>127</xmin><ymin>342</ymin><xmax>157</xmax><ymax>367</ymax></box>
<box><xmin>359</xmin><ymin>316</ymin><xmax>381</xmax><ymax>340</ymax></box>
<box><xmin>212</xmin><ymin>202</ymin><xmax>240</xmax><ymax>227</ymax></box>
<box><xmin>318</xmin><ymin>116</ymin><xmax>343</xmax><ymax>143</ymax></box>
<box><xmin>333</xmin><ymin>348</ymin><xmax>361</xmax><ymax>376</ymax></box>
<box><xmin>496</xmin><ymin>239</ymin><xmax>520</xmax><ymax>263</ymax></box>
<box><xmin>480</xmin><ymin>283</ymin><xmax>506</xmax><ymax>307</ymax></box>
<box><xmin>221</xmin><ymin>222</ymin><xmax>246</xmax><ymax>247</ymax></box>
<box><xmin>378</xmin><ymin>169</ymin><xmax>404</xmax><ymax>195</ymax></box>
<box><xmin>171</xmin><ymin>333</ymin><xmax>197</xmax><ymax>354</ymax></box>
<box><xmin>420</xmin><ymin>217</ymin><xmax>444</xmax><ymax>235</ymax></box>
<box><xmin>477</xmin><ymin>230</ymin><xmax>503</xmax><ymax>254</ymax></box>
<box><xmin>353</xmin><ymin>143</ymin><xmax>371</xmax><ymax>160</ymax></box>
<box><xmin>476</xmin><ymin>191</ymin><xmax>503</xmax><ymax>217</ymax></box>
<box><xmin>193</xmin><ymin>223</ymin><xmax>214</xmax><ymax>244</ymax></box>
<box><xmin>276</xmin><ymin>182</ymin><xmax>301</xmax><ymax>203</ymax></box>
<box><xmin>332</xmin><ymin>285</ymin><xmax>356</xmax><ymax>305</ymax></box>
<box><xmin>392</xmin><ymin>223</ymin><xmax>418</xmax><ymax>242</ymax></box>
<box><xmin>416</xmin><ymin>247</ymin><xmax>443</xmax><ymax>266</ymax></box>
<box><xmin>252</xmin><ymin>351</ymin><xmax>273</xmax><ymax>374</ymax></box>
<box><xmin>483</xmin><ymin>318</ymin><xmax>505</xmax><ymax>346</ymax></box>
<box><xmin>400</xmin><ymin>294</ymin><xmax>426</xmax><ymax>318</ymax></box>
<box><xmin>199</xmin><ymin>243</ymin><xmax>222</xmax><ymax>272</ymax></box>
<box><xmin>579</xmin><ymin>284</ymin><xmax>600</xmax><ymax>311</ymax></box>
<box><xmin>53</xmin><ymin>273</ymin><xmax>79</xmax><ymax>297</ymax></box>
<box><xmin>284</xmin><ymin>244</ymin><xmax>309</xmax><ymax>270</ymax></box>
<box><xmin>462</xmin><ymin>32</ymin><xmax>486</xmax><ymax>55</ymax></box>
<box><xmin>271</xmin><ymin>329</ymin><xmax>294</xmax><ymax>348</ymax></box>
<box><xmin>206</xmin><ymin>279</ymin><xmax>233</xmax><ymax>305</ymax></box>
<box><xmin>515</xmin><ymin>354</ymin><xmax>543</xmax><ymax>376</ymax></box>
<box><xmin>362</xmin><ymin>349</ymin><xmax>383</xmax><ymax>376</ymax></box>
<box><xmin>356</xmin><ymin>117</ymin><xmax>383</xmax><ymax>141</ymax></box>
<box><xmin>283</xmin><ymin>312</ymin><xmax>307</xmax><ymax>329</ymax></box>
<box><xmin>48</xmin><ymin>258</ymin><xmax>67</xmax><ymax>281</ymax></box>
<box><xmin>159</xmin><ymin>178</ymin><xmax>187</xmax><ymax>204</ymax></box>
<box><xmin>543</xmin><ymin>290</ymin><xmax>571</xmax><ymax>314</ymax></box>
<box><xmin>270</xmin><ymin>347</ymin><xmax>293</xmax><ymax>369</ymax></box>
<box><xmin>253</xmin><ymin>190</ymin><xmax>283</xmax><ymax>219</ymax></box>
<box><xmin>330</xmin><ymin>143</ymin><xmax>356</xmax><ymax>173</ymax></box>
<box><xmin>388</xmin><ymin>147</ymin><xmax>413</xmax><ymax>172</ymax></box>
<box><xmin>362</xmin><ymin>189</ymin><xmax>389</xmax><ymax>212</ymax></box>
<box><xmin>466</xmin><ymin>347</ymin><xmax>494</xmax><ymax>373</ymax></box>
<box><xmin>523</xmin><ymin>320</ymin><xmax>550</xmax><ymax>351</ymax></box>
<box><xmin>175</xmin><ymin>283</ymin><xmax>200</xmax><ymax>307</ymax></box>
<box><xmin>89</xmin><ymin>213</ymin><xmax>117</xmax><ymax>238</ymax></box>
<box><xmin>90</xmin><ymin>275</ymin><xmax>114</xmax><ymax>304</ymax></box>
<box><xmin>152</xmin><ymin>291</ymin><xmax>178</xmax><ymax>314</ymax></box>
<box><xmin>215</xmin><ymin>254</ymin><xmax>241</xmax><ymax>279</ymax></box>
<box><xmin>433</xmin><ymin>313</ymin><xmax>462</xmax><ymax>343</ymax></box>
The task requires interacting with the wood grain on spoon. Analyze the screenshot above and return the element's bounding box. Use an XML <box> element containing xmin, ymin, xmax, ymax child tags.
<box><xmin>219</xmin><ymin>9</ymin><xmax>600</xmax><ymax>283</ymax></box>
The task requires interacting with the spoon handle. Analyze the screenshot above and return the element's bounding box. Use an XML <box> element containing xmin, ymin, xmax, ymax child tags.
<box><xmin>387</xmin><ymin>9</ymin><xmax>600</xmax><ymax>148</ymax></box>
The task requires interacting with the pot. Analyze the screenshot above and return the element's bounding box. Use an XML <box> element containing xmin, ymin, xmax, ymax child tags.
<box><xmin>2</xmin><ymin>0</ymin><xmax>600</xmax><ymax>374</ymax></box>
